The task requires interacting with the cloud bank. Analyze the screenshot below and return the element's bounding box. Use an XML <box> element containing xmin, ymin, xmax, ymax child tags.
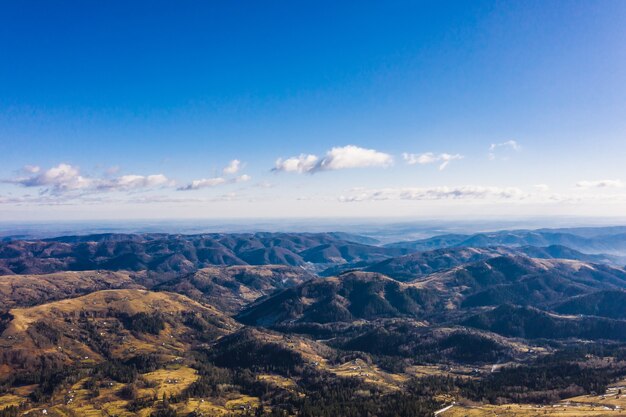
<box><xmin>274</xmin><ymin>145</ymin><xmax>393</xmax><ymax>174</ymax></box>
<box><xmin>339</xmin><ymin>185</ymin><xmax>526</xmax><ymax>202</ymax></box>
<box><xmin>11</xmin><ymin>163</ymin><xmax>92</xmax><ymax>192</ymax></box>
<box><xmin>178</xmin><ymin>174</ymin><xmax>251</xmax><ymax>191</ymax></box>
<box><xmin>6</xmin><ymin>163</ymin><xmax>174</xmax><ymax>195</ymax></box>
<box><xmin>97</xmin><ymin>174</ymin><xmax>174</xmax><ymax>191</ymax></box>
<box><xmin>178</xmin><ymin>159</ymin><xmax>251</xmax><ymax>191</ymax></box>
<box><xmin>402</xmin><ymin>152</ymin><xmax>463</xmax><ymax>170</ymax></box>
<box><xmin>576</xmin><ymin>179</ymin><xmax>623</xmax><ymax>189</ymax></box>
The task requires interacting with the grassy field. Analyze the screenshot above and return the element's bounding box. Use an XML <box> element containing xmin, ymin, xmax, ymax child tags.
<box><xmin>258</xmin><ymin>373</ymin><xmax>300</xmax><ymax>391</ymax></box>
<box><xmin>442</xmin><ymin>403</ymin><xmax>624</xmax><ymax>416</ymax></box>
<box><xmin>0</xmin><ymin>289</ymin><xmax>239</xmax><ymax>381</ymax></box>
<box><xmin>435</xmin><ymin>377</ymin><xmax>626</xmax><ymax>417</ymax></box>
<box><xmin>0</xmin><ymin>394</ymin><xmax>24</xmax><ymax>410</ymax></box>
<box><xmin>327</xmin><ymin>358</ymin><xmax>408</xmax><ymax>391</ymax></box>
<box><xmin>440</xmin><ymin>382</ymin><xmax>626</xmax><ymax>417</ymax></box>
<box><xmin>0</xmin><ymin>365</ymin><xmax>252</xmax><ymax>416</ymax></box>
<box><xmin>140</xmin><ymin>366</ymin><xmax>199</xmax><ymax>398</ymax></box>
<box><xmin>174</xmin><ymin>398</ymin><xmax>230</xmax><ymax>416</ymax></box>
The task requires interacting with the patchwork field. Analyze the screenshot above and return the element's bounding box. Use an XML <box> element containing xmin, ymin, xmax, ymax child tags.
<box><xmin>441</xmin><ymin>403</ymin><xmax>624</xmax><ymax>417</ymax></box>
<box><xmin>0</xmin><ymin>365</ymin><xmax>260</xmax><ymax>416</ymax></box>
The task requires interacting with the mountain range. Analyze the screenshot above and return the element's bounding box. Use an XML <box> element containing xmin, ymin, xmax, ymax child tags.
<box><xmin>2</xmin><ymin>226</ymin><xmax>626</xmax><ymax>416</ymax></box>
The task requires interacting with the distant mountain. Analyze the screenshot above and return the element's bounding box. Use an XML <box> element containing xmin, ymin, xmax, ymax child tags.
<box><xmin>237</xmin><ymin>253</ymin><xmax>626</xmax><ymax>329</ymax></box>
<box><xmin>457</xmin><ymin>257</ymin><xmax>626</xmax><ymax>309</ymax></box>
<box><xmin>237</xmin><ymin>246</ymin><xmax>306</xmax><ymax>266</ymax></box>
<box><xmin>554</xmin><ymin>290</ymin><xmax>626</xmax><ymax>319</ymax></box>
<box><xmin>536</xmin><ymin>226</ymin><xmax>626</xmax><ymax>238</ymax></box>
<box><xmin>42</xmin><ymin>233</ymin><xmax>156</xmax><ymax>243</ymax></box>
<box><xmin>236</xmin><ymin>272</ymin><xmax>442</xmax><ymax>327</ymax></box>
<box><xmin>300</xmin><ymin>242</ymin><xmax>404</xmax><ymax>265</ymax></box>
<box><xmin>385</xmin><ymin>234</ymin><xmax>469</xmax><ymax>251</ymax></box>
<box><xmin>386</xmin><ymin>229</ymin><xmax>626</xmax><ymax>256</ymax></box>
<box><xmin>412</xmin><ymin>255</ymin><xmax>626</xmax><ymax>309</ymax></box>
<box><xmin>327</xmin><ymin>232</ymin><xmax>381</xmax><ymax>246</ymax></box>
<box><xmin>0</xmin><ymin>232</ymin><xmax>408</xmax><ymax>277</ymax></box>
<box><xmin>515</xmin><ymin>244</ymin><xmax>620</xmax><ymax>264</ymax></box>
<box><xmin>462</xmin><ymin>304</ymin><xmax>626</xmax><ymax>341</ymax></box>
<box><xmin>155</xmin><ymin>265</ymin><xmax>315</xmax><ymax>315</ymax></box>
<box><xmin>364</xmin><ymin>244</ymin><xmax>618</xmax><ymax>282</ymax></box>
<box><xmin>364</xmin><ymin>247</ymin><xmax>513</xmax><ymax>281</ymax></box>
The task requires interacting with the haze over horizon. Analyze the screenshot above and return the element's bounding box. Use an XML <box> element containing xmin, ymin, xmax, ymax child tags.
<box><xmin>1</xmin><ymin>1</ymin><xmax>626</xmax><ymax>220</ymax></box>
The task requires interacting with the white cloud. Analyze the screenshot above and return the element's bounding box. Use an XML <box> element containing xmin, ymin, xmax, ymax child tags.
<box><xmin>178</xmin><ymin>174</ymin><xmax>251</xmax><ymax>191</ymax></box>
<box><xmin>180</xmin><ymin>159</ymin><xmax>251</xmax><ymax>191</ymax></box>
<box><xmin>489</xmin><ymin>140</ymin><xmax>521</xmax><ymax>152</ymax></box>
<box><xmin>223</xmin><ymin>159</ymin><xmax>242</xmax><ymax>175</ymax></box>
<box><xmin>273</xmin><ymin>145</ymin><xmax>392</xmax><ymax>174</ymax></box>
<box><xmin>339</xmin><ymin>185</ymin><xmax>526</xmax><ymax>202</ymax></box>
<box><xmin>11</xmin><ymin>163</ymin><xmax>92</xmax><ymax>192</ymax></box>
<box><xmin>184</xmin><ymin>177</ymin><xmax>226</xmax><ymax>189</ymax></box>
<box><xmin>576</xmin><ymin>179</ymin><xmax>623</xmax><ymax>189</ymax></box>
<box><xmin>6</xmin><ymin>163</ymin><xmax>173</xmax><ymax>194</ymax></box>
<box><xmin>318</xmin><ymin>145</ymin><xmax>393</xmax><ymax>171</ymax></box>
<box><xmin>402</xmin><ymin>152</ymin><xmax>463</xmax><ymax>170</ymax></box>
<box><xmin>534</xmin><ymin>184</ymin><xmax>550</xmax><ymax>192</ymax></box>
<box><xmin>97</xmin><ymin>174</ymin><xmax>174</xmax><ymax>191</ymax></box>
<box><xmin>23</xmin><ymin>165</ymin><xmax>41</xmax><ymax>174</ymax></box>
<box><xmin>273</xmin><ymin>154</ymin><xmax>319</xmax><ymax>173</ymax></box>
<box><xmin>488</xmin><ymin>140</ymin><xmax>521</xmax><ymax>160</ymax></box>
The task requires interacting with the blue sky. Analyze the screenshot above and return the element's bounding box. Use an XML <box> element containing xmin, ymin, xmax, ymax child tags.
<box><xmin>1</xmin><ymin>1</ymin><xmax>625</xmax><ymax>220</ymax></box>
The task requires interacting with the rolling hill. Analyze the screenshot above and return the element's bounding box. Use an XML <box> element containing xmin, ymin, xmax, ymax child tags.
<box><xmin>0</xmin><ymin>289</ymin><xmax>238</xmax><ymax>381</ymax></box>
<box><xmin>554</xmin><ymin>290</ymin><xmax>626</xmax><ymax>319</ymax></box>
<box><xmin>415</xmin><ymin>255</ymin><xmax>626</xmax><ymax>309</ymax></box>
<box><xmin>236</xmin><ymin>271</ymin><xmax>443</xmax><ymax>327</ymax></box>
<box><xmin>462</xmin><ymin>304</ymin><xmax>626</xmax><ymax>341</ymax></box>
<box><xmin>154</xmin><ymin>265</ymin><xmax>315</xmax><ymax>314</ymax></box>
<box><xmin>0</xmin><ymin>232</ymin><xmax>408</xmax><ymax>277</ymax></box>
<box><xmin>364</xmin><ymin>247</ymin><xmax>513</xmax><ymax>281</ymax></box>
<box><xmin>334</xmin><ymin>322</ymin><xmax>531</xmax><ymax>365</ymax></box>
<box><xmin>2</xmin><ymin>228</ymin><xmax>626</xmax><ymax>416</ymax></box>
<box><xmin>0</xmin><ymin>270</ymin><xmax>142</xmax><ymax>308</ymax></box>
